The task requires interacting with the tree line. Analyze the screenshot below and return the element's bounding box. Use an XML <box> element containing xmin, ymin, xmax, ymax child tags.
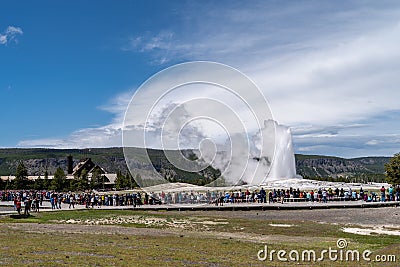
<box><xmin>0</xmin><ymin>162</ymin><xmax>138</xmax><ymax>191</ymax></box>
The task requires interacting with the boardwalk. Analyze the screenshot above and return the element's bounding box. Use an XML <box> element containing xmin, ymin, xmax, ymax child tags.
<box><xmin>0</xmin><ymin>200</ymin><xmax>399</xmax><ymax>215</ymax></box>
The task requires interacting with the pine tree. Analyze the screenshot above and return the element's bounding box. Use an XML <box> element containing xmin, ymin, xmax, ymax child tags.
<box><xmin>33</xmin><ymin>176</ymin><xmax>43</xmax><ymax>190</ymax></box>
<box><xmin>90</xmin><ymin>168</ymin><xmax>102</xmax><ymax>189</ymax></box>
<box><xmin>76</xmin><ymin>169</ymin><xmax>89</xmax><ymax>191</ymax></box>
<box><xmin>43</xmin><ymin>170</ymin><xmax>50</xmax><ymax>190</ymax></box>
<box><xmin>50</xmin><ymin>167</ymin><xmax>67</xmax><ymax>191</ymax></box>
<box><xmin>115</xmin><ymin>171</ymin><xmax>125</xmax><ymax>190</ymax></box>
<box><xmin>13</xmin><ymin>162</ymin><xmax>29</xmax><ymax>189</ymax></box>
<box><xmin>385</xmin><ymin>153</ymin><xmax>400</xmax><ymax>185</ymax></box>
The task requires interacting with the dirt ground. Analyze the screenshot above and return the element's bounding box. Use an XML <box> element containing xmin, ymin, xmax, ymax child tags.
<box><xmin>3</xmin><ymin>206</ymin><xmax>399</xmax><ymax>234</ymax></box>
<box><xmin>164</xmin><ymin>206</ymin><xmax>400</xmax><ymax>227</ymax></box>
<box><xmin>1</xmin><ymin>206</ymin><xmax>399</xmax><ymax>266</ymax></box>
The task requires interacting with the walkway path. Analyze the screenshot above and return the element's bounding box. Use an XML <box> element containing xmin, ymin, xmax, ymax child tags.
<box><xmin>0</xmin><ymin>200</ymin><xmax>399</xmax><ymax>215</ymax></box>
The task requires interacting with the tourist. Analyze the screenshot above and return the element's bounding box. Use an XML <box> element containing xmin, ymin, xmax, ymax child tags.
<box><xmin>260</xmin><ymin>188</ymin><xmax>266</xmax><ymax>203</ymax></box>
<box><xmin>322</xmin><ymin>189</ymin><xmax>327</xmax><ymax>203</ymax></box>
<box><xmin>371</xmin><ymin>191</ymin><xmax>377</xmax><ymax>202</ymax></box>
<box><xmin>359</xmin><ymin>188</ymin><xmax>364</xmax><ymax>200</ymax></box>
<box><xmin>380</xmin><ymin>186</ymin><xmax>386</xmax><ymax>202</ymax></box>
<box><xmin>16</xmin><ymin>197</ymin><xmax>21</xmax><ymax>215</ymax></box>
<box><xmin>90</xmin><ymin>194</ymin><xmax>95</xmax><ymax>208</ymax></box>
<box><xmin>69</xmin><ymin>194</ymin><xmax>75</xmax><ymax>209</ymax></box>
<box><xmin>340</xmin><ymin>188</ymin><xmax>344</xmax><ymax>198</ymax></box>
<box><xmin>268</xmin><ymin>191</ymin><xmax>273</xmax><ymax>203</ymax></box>
<box><xmin>138</xmin><ymin>192</ymin><xmax>143</xmax><ymax>206</ymax></box>
<box><xmin>50</xmin><ymin>195</ymin><xmax>56</xmax><ymax>210</ymax></box>
<box><xmin>317</xmin><ymin>189</ymin><xmax>322</xmax><ymax>202</ymax></box>
<box><xmin>84</xmin><ymin>194</ymin><xmax>90</xmax><ymax>206</ymax></box>
<box><xmin>351</xmin><ymin>190</ymin><xmax>357</xmax><ymax>200</ymax></box>
<box><xmin>115</xmin><ymin>194</ymin><xmax>120</xmax><ymax>206</ymax></box>
<box><xmin>57</xmin><ymin>194</ymin><xmax>62</xmax><ymax>209</ymax></box>
<box><xmin>388</xmin><ymin>186</ymin><xmax>394</xmax><ymax>201</ymax></box>
<box><xmin>97</xmin><ymin>195</ymin><xmax>102</xmax><ymax>207</ymax></box>
<box><xmin>112</xmin><ymin>194</ymin><xmax>116</xmax><ymax>206</ymax></box>
<box><xmin>306</xmin><ymin>191</ymin><xmax>311</xmax><ymax>201</ymax></box>
<box><xmin>245</xmin><ymin>189</ymin><xmax>250</xmax><ymax>203</ymax></box>
<box><xmin>35</xmin><ymin>196</ymin><xmax>40</xmax><ymax>212</ymax></box>
<box><xmin>328</xmin><ymin>187</ymin><xmax>333</xmax><ymax>200</ymax></box>
<box><xmin>132</xmin><ymin>193</ymin><xmax>137</xmax><ymax>207</ymax></box>
<box><xmin>344</xmin><ymin>191</ymin><xmax>350</xmax><ymax>201</ymax></box>
<box><xmin>279</xmin><ymin>189</ymin><xmax>284</xmax><ymax>204</ymax></box>
<box><xmin>24</xmin><ymin>197</ymin><xmax>31</xmax><ymax>216</ymax></box>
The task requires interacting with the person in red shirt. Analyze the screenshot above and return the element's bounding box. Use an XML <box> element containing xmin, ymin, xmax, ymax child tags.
<box><xmin>16</xmin><ymin>198</ymin><xmax>21</xmax><ymax>215</ymax></box>
<box><xmin>380</xmin><ymin>186</ymin><xmax>386</xmax><ymax>202</ymax></box>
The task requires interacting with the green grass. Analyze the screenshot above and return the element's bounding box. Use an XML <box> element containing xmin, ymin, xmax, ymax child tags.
<box><xmin>0</xmin><ymin>227</ymin><xmax>263</xmax><ymax>267</ymax></box>
<box><xmin>0</xmin><ymin>210</ymin><xmax>399</xmax><ymax>266</ymax></box>
<box><xmin>2</xmin><ymin>209</ymin><xmax>399</xmax><ymax>245</ymax></box>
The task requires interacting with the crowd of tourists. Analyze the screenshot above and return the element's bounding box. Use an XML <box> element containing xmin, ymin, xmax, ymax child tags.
<box><xmin>0</xmin><ymin>185</ymin><xmax>399</xmax><ymax>210</ymax></box>
<box><xmin>0</xmin><ymin>190</ymin><xmax>160</xmax><ymax>210</ymax></box>
<box><xmin>148</xmin><ymin>185</ymin><xmax>400</xmax><ymax>205</ymax></box>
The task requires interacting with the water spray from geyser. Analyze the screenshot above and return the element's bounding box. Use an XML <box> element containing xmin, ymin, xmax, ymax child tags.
<box><xmin>196</xmin><ymin>119</ymin><xmax>300</xmax><ymax>186</ymax></box>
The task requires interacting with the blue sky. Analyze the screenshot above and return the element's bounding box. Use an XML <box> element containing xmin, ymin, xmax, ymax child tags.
<box><xmin>1</xmin><ymin>0</ymin><xmax>400</xmax><ymax>158</ymax></box>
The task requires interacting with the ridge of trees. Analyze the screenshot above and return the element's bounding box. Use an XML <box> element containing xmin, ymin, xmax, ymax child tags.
<box><xmin>0</xmin><ymin>162</ymin><xmax>138</xmax><ymax>191</ymax></box>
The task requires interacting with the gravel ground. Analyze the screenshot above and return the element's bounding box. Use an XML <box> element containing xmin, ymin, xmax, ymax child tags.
<box><xmin>160</xmin><ymin>206</ymin><xmax>400</xmax><ymax>227</ymax></box>
<box><xmin>1</xmin><ymin>207</ymin><xmax>399</xmax><ymax>247</ymax></box>
<box><xmin>0</xmin><ymin>206</ymin><xmax>13</xmax><ymax>212</ymax></box>
<box><xmin>3</xmin><ymin>222</ymin><xmax>337</xmax><ymax>244</ymax></box>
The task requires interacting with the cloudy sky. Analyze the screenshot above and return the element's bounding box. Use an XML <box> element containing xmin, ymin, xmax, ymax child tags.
<box><xmin>1</xmin><ymin>0</ymin><xmax>400</xmax><ymax>158</ymax></box>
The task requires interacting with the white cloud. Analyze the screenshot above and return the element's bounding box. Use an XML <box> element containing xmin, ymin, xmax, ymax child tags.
<box><xmin>252</xmin><ymin>24</ymin><xmax>400</xmax><ymax>127</ymax></box>
<box><xmin>18</xmin><ymin>125</ymin><xmax>123</xmax><ymax>149</ymax></box>
<box><xmin>119</xmin><ymin>1</ymin><xmax>400</xmax><ymax>156</ymax></box>
<box><xmin>0</xmin><ymin>26</ymin><xmax>23</xmax><ymax>45</ymax></box>
<box><xmin>18</xmin><ymin>2</ymin><xmax>400</xmax><ymax>157</ymax></box>
<box><xmin>98</xmin><ymin>90</ymin><xmax>133</xmax><ymax>127</ymax></box>
<box><xmin>126</xmin><ymin>31</ymin><xmax>175</xmax><ymax>52</ymax></box>
<box><xmin>366</xmin><ymin>140</ymin><xmax>380</xmax><ymax>146</ymax></box>
<box><xmin>123</xmin><ymin>31</ymin><xmax>178</xmax><ymax>64</ymax></box>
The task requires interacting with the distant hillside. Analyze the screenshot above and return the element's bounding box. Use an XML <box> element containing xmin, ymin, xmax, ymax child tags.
<box><xmin>295</xmin><ymin>154</ymin><xmax>390</xmax><ymax>181</ymax></box>
<box><xmin>0</xmin><ymin>148</ymin><xmax>390</xmax><ymax>182</ymax></box>
<box><xmin>0</xmin><ymin>148</ymin><xmax>126</xmax><ymax>176</ymax></box>
<box><xmin>0</xmin><ymin>148</ymin><xmax>220</xmax><ymax>185</ymax></box>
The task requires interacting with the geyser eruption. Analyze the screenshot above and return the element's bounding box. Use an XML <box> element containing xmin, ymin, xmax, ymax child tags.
<box><xmin>264</xmin><ymin>122</ymin><xmax>298</xmax><ymax>181</ymax></box>
<box><xmin>196</xmin><ymin>119</ymin><xmax>299</xmax><ymax>186</ymax></box>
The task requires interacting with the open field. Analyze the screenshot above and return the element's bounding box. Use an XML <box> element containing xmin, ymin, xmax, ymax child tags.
<box><xmin>0</xmin><ymin>207</ymin><xmax>399</xmax><ymax>266</ymax></box>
